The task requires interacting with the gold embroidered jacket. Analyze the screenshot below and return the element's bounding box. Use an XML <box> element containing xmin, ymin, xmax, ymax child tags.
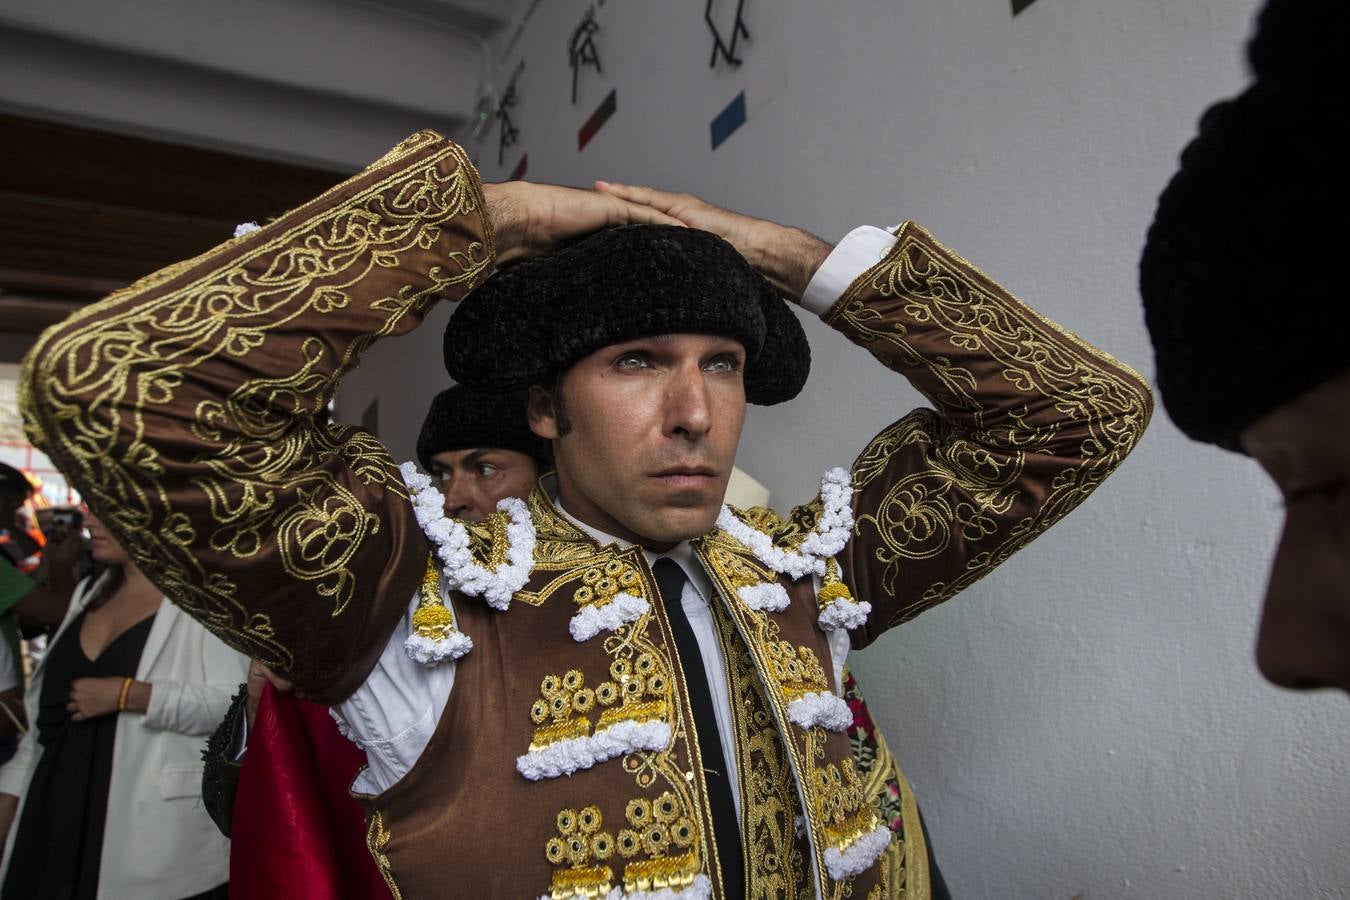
<box><xmin>20</xmin><ymin>132</ymin><xmax>1152</xmax><ymax>899</ymax></box>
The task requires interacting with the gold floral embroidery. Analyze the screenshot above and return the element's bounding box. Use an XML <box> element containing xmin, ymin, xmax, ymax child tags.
<box><xmin>519</xmin><ymin>536</ymin><xmax>717</xmax><ymax>887</ymax></box>
<box><xmin>814</xmin><ymin>758</ymin><xmax>879</xmax><ymax>851</ymax></box>
<box><xmin>828</xmin><ymin>223</ymin><xmax>1151</xmax><ymax>628</ymax></box>
<box><xmin>764</xmin><ymin>640</ymin><xmax>831</xmax><ymax>702</ymax></box>
<box><xmin>696</xmin><ymin>539</ymin><xmax>831</xmax><ymax>892</ymax></box>
<box><xmin>708</xmin><ymin>594</ymin><xmax>812</xmax><ymax>900</ymax></box>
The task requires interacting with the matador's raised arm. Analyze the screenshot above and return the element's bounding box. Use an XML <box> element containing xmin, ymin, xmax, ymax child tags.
<box><xmin>21</xmin><ymin>132</ymin><xmax>492</xmax><ymax>701</ymax></box>
<box><xmin>818</xmin><ymin>224</ymin><xmax>1153</xmax><ymax>643</ymax></box>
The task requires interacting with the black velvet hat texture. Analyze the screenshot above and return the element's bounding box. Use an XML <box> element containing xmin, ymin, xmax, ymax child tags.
<box><xmin>1139</xmin><ymin>0</ymin><xmax>1349</xmax><ymax>452</ymax></box>
<box><xmin>443</xmin><ymin>225</ymin><xmax>810</xmax><ymax>405</ymax></box>
<box><xmin>416</xmin><ymin>385</ymin><xmax>551</xmax><ymax>471</ymax></box>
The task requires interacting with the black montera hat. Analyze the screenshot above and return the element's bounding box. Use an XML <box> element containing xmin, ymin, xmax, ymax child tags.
<box><xmin>443</xmin><ymin>225</ymin><xmax>810</xmax><ymax>405</ymax></box>
<box><xmin>1139</xmin><ymin>0</ymin><xmax>1349</xmax><ymax>452</ymax></box>
<box><xmin>415</xmin><ymin>385</ymin><xmax>552</xmax><ymax>471</ymax></box>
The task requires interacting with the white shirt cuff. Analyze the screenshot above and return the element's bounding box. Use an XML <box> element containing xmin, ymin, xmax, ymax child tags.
<box><xmin>799</xmin><ymin>225</ymin><xmax>899</xmax><ymax>316</ymax></box>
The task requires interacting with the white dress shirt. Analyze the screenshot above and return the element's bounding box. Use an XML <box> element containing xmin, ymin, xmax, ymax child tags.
<box><xmin>335</xmin><ymin>226</ymin><xmax>897</xmax><ymax>796</ymax></box>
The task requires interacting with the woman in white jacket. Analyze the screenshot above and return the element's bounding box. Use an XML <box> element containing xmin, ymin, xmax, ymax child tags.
<box><xmin>0</xmin><ymin>510</ymin><xmax>248</xmax><ymax>899</ymax></box>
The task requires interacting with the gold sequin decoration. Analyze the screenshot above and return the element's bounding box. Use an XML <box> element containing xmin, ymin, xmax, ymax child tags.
<box><xmin>545</xmin><ymin>794</ymin><xmax>701</xmax><ymax>899</ymax></box>
<box><xmin>764</xmin><ymin>640</ymin><xmax>831</xmax><ymax>702</ymax></box>
<box><xmin>573</xmin><ymin>559</ymin><xmax>643</xmax><ymax>611</ymax></box>
<box><xmin>546</xmin><ymin>804</ymin><xmax>615</xmax><ymax>898</ymax></box>
<box><xmin>529</xmin><ymin>670</ymin><xmax>597</xmax><ymax>750</ymax></box>
<box><xmin>814</xmin><ymin>758</ymin><xmax>879</xmax><ymax>850</ymax></box>
<box><xmin>527</xmin><ymin>659</ymin><xmax>670</xmax><ymax>752</ymax></box>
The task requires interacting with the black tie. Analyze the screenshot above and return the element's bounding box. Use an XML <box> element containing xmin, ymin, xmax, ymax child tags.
<box><xmin>652</xmin><ymin>558</ymin><xmax>745</xmax><ymax>900</ymax></box>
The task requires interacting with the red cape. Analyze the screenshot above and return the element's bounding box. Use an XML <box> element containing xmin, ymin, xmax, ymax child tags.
<box><xmin>230</xmin><ymin>685</ymin><xmax>392</xmax><ymax>900</ymax></box>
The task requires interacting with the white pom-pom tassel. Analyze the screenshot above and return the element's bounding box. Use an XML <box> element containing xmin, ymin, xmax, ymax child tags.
<box><xmin>823</xmin><ymin>825</ymin><xmax>892</xmax><ymax>880</ymax></box>
<box><xmin>569</xmin><ymin>593</ymin><xmax>650</xmax><ymax>642</ymax></box>
<box><xmin>233</xmin><ymin>221</ymin><xmax>262</xmax><ymax>237</ymax></box>
<box><xmin>787</xmin><ymin>691</ymin><xmax>853</xmax><ymax>732</ymax></box>
<box><xmin>516</xmin><ymin>719</ymin><xmax>671</xmax><ymax>780</ymax></box>
<box><xmin>402</xmin><ymin>629</ymin><xmax>473</xmax><ymax>666</ymax></box>
<box><xmin>817</xmin><ymin>596</ymin><xmax>871</xmax><ymax>632</ymax></box>
<box><xmin>737</xmin><ymin>583</ymin><xmax>790</xmax><ymax>612</ymax></box>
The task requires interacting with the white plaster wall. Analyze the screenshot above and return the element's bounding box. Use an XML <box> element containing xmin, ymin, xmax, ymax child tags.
<box><xmin>344</xmin><ymin>1</ymin><xmax>1350</xmax><ymax>897</ymax></box>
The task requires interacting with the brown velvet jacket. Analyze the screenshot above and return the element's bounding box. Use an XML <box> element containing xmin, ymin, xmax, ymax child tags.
<box><xmin>20</xmin><ymin>132</ymin><xmax>1151</xmax><ymax>899</ymax></box>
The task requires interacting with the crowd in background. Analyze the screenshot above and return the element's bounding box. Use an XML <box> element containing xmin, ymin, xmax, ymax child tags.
<box><xmin>0</xmin><ymin>461</ymin><xmax>245</xmax><ymax>899</ymax></box>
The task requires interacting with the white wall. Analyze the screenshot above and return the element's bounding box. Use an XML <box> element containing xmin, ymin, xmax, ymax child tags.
<box><xmin>343</xmin><ymin>1</ymin><xmax>1350</xmax><ymax>897</ymax></box>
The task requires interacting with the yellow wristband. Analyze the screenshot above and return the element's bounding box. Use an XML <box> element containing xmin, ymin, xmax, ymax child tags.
<box><xmin>117</xmin><ymin>677</ymin><xmax>134</xmax><ymax>712</ymax></box>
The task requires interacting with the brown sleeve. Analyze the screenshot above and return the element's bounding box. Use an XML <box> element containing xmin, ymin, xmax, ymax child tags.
<box><xmin>823</xmin><ymin>223</ymin><xmax>1153</xmax><ymax>646</ymax></box>
<box><xmin>18</xmin><ymin>131</ymin><xmax>494</xmax><ymax>702</ymax></box>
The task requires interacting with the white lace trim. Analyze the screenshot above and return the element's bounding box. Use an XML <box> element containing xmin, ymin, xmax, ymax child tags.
<box><xmin>786</xmin><ymin>690</ymin><xmax>853</xmax><ymax>732</ymax></box>
<box><xmin>569</xmin><ymin>592</ymin><xmax>650</xmax><ymax>642</ymax></box>
<box><xmin>736</xmin><ymin>582</ymin><xmax>790</xmax><ymax>612</ymax></box>
<box><xmin>823</xmin><ymin>824</ymin><xmax>893</xmax><ymax>880</ymax></box>
<box><xmin>401</xmin><ymin>462</ymin><xmax>535</xmax><ymax>611</ymax></box>
<box><xmin>329</xmin><ymin>707</ymin><xmax>363</xmax><ymax>749</ymax></box>
<box><xmin>715</xmin><ymin>467</ymin><xmax>853</xmax><ymax>582</ymax></box>
<box><xmin>515</xmin><ymin>719</ymin><xmax>672</xmax><ymax>781</ymax></box>
<box><xmin>816</xmin><ymin>596</ymin><xmax>872</xmax><ymax>632</ymax></box>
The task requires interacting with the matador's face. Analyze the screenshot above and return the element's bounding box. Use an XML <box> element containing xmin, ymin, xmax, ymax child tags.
<box><xmin>1241</xmin><ymin>368</ymin><xmax>1350</xmax><ymax>694</ymax></box>
<box><xmin>428</xmin><ymin>448</ymin><xmax>541</xmax><ymax>523</ymax></box>
<box><xmin>530</xmin><ymin>332</ymin><xmax>747</xmax><ymax>551</ymax></box>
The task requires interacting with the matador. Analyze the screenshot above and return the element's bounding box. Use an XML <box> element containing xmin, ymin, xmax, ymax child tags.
<box><xmin>21</xmin><ymin>133</ymin><xmax>1152</xmax><ymax>899</ymax></box>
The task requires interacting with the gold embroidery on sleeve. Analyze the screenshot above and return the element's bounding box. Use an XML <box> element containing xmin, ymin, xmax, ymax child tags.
<box><xmin>829</xmin><ymin>224</ymin><xmax>1152</xmax><ymax>625</ymax></box>
<box><xmin>19</xmin><ymin>134</ymin><xmax>492</xmax><ymax>667</ymax></box>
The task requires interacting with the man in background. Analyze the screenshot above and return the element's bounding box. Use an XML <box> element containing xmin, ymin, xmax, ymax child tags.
<box><xmin>1140</xmin><ymin>0</ymin><xmax>1349</xmax><ymax>693</ymax></box>
<box><xmin>203</xmin><ymin>384</ymin><xmax>550</xmax><ymax>899</ymax></box>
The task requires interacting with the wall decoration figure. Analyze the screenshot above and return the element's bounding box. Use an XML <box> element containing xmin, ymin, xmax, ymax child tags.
<box><xmin>569</xmin><ymin>8</ymin><xmax>603</xmax><ymax>104</ymax></box>
<box><xmin>705</xmin><ymin>0</ymin><xmax>750</xmax><ymax>68</ymax></box>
